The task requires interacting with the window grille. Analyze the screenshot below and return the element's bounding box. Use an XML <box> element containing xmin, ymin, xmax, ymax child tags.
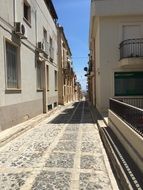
<box><xmin>6</xmin><ymin>42</ymin><xmax>18</xmax><ymax>88</ymax></box>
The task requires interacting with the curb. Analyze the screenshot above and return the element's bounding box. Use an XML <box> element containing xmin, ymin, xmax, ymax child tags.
<box><xmin>97</xmin><ymin>120</ymin><xmax>133</xmax><ymax>190</ymax></box>
<box><xmin>88</xmin><ymin>103</ymin><xmax>119</xmax><ymax>190</ymax></box>
<box><xmin>98</xmin><ymin>117</ymin><xmax>143</xmax><ymax>190</ymax></box>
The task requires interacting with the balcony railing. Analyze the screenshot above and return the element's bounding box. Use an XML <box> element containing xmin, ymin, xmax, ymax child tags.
<box><xmin>110</xmin><ymin>98</ymin><xmax>143</xmax><ymax>137</ymax></box>
<box><xmin>88</xmin><ymin>60</ymin><xmax>93</xmax><ymax>72</ymax></box>
<box><xmin>114</xmin><ymin>97</ymin><xmax>143</xmax><ymax>109</ymax></box>
<box><xmin>120</xmin><ymin>38</ymin><xmax>143</xmax><ymax>60</ymax></box>
<box><xmin>63</xmin><ymin>59</ymin><xmax>71</xmax><ymax>72</ymax></box>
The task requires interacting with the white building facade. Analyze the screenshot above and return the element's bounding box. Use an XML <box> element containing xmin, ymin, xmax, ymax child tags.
<box><xmin>89</xmin><ymin>0</ymin><xmax>143</xmax><ymax>113</ymax></box>
<box><xmin>0</xmin><ymin>0</ymin><xmax>58</xmax><ymax>131</ymax></box>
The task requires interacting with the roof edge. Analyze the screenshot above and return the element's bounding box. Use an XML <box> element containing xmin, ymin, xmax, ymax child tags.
<box><xmin>44</xmin><ymin>0</ymin><xmax>58</xmax><ymax>21</ymax></box>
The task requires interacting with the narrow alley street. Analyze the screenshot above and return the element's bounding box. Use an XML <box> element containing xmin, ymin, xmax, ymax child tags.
<box><xmin>1</xmin><ymin>0</ymin><xmax>143</xmax><ymax>189</ymax></box>
<box><xmin>0</xmin><ymin>101</ymin><xmax>117</xmax><ymax>190</ymax></box>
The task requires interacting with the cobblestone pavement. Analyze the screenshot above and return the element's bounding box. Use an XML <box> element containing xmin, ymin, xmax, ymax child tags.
<box><xmin>0</xmin><ymin>101</ymin><xmax>117</xmax><ymax>190</ymax></box>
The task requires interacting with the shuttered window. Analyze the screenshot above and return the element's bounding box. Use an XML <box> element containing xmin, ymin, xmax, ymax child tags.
<box><xmin>24</xmin><ymin>0</ymin><xmax>31</xmax><ymax>23</ymax></box>
<box><xmin>115</xmin><ymin>72</ymin><xmax>143</xmax><ymax>96</ymax></box>
<box><xmin>6</xmin><ymin>42</ymin><xmax>18</xmax><ymax>88</ymax></box>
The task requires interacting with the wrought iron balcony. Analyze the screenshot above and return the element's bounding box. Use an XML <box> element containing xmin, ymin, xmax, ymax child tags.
<box><xmin>63</xmin><ymin>61</ymin><xmax>71</xmax><ymax>70</ymax></box>
<box><xmin>120</xmin><ymin>38</ymin><xmax>143</xmax><ymax>60</ymax></box>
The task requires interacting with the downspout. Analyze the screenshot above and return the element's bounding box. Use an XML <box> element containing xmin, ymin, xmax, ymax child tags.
<box><xmin>43</xmin><ymin>61</ymin><xmax>47</xmax><ymax>113</ymax></box>
<box><xmin>35</xmin><ymin>10</ymin><xmax>38</xmax><ymax>45</ymax></box>
<box><xmin>13</xmin><ymin>0</ymin><xmax>16</xmax><ymax>24</ymax></box>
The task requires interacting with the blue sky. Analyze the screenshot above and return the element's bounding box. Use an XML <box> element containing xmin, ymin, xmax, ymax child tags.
<box><xmin>52</xmin><ymin>0</ymin><xmax>90</xmax><ymax>90</ymax></box>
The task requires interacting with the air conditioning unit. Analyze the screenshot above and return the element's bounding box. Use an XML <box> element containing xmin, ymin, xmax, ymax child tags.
<box><xmin>14</xmin><ymin>22</ymin><xmax>27</xmax><ymax>39</ymax></box>
<box><xmin>37</xmin><ymin>42</ymin><xmax>44</xmax><ymax>52</ymax></box>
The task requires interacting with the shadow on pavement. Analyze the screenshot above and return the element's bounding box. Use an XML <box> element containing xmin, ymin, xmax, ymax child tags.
<box><xmin>49</xmin><ymin>101</ymin><xmax>95</xmax><ymax>124</ymax></box>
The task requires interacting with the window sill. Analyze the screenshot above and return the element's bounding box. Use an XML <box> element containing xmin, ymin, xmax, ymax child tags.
<box><xmin>23</xmin><ymin>17</ymin><xmax>31</xmax><ymax>28</ymax></box>
<box><xmin>37</xmin><ymin>89</ymin><xmax>43</xmax><ymax>92</ymax></box>
<box><xmin>5</xmin><ymin>89</ymin><xmax>22</xmax><ymax>94</ymax></box>
<box><xmin>37</xmin><ymin>89</ymin><xmax>49</xmax><ymax>92</ymax></box>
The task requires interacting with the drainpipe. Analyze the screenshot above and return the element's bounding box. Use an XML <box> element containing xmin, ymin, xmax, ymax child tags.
<box><xmin>35</xmin><ymin>10</ymin><xmax>38</xmax><ymax>45</ymax></box>
<box><xmin>13</xmin><ymin>0</ymin><xmax>16</xmax><ymax>24</ymax></box>
<box><xmin>43</xmin><ymin>61</ymin><xmax>47</xmax><ymax>113</ymax></box>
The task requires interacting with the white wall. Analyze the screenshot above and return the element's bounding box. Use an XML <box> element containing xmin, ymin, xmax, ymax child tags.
<box><xmin>0</xmin><ymin>0</ymin><xmax>58</xmax><ymax>129</ymax></box>
<box><xmin>94</xmin><ymin>18</ymin><xmax>101</xmax><ymax>111</ymax></box>
<box><xmin>91</xmin><ymin>0</ymin><xmax>143</xmax><ymax>17</ymax></box>
<box><xmin>0</xmin><ymin>0</ymin><xmax>14</xmax><ymax>26</ymax></box>
<box><xmin>93</xmin><ymin>16</ymin><xmax>143</xmax><ymax>112</ymax></box>
<box><xmin>0</xmin><ymin>0</ymin><xmax>58</xmax><ymax>106</ymax></box>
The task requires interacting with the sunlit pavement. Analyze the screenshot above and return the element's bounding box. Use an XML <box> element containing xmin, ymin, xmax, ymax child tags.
<box><xmin>0</xmin><ymin>101</ymin><xmax>117</xmax><ymax>190</ymax></box>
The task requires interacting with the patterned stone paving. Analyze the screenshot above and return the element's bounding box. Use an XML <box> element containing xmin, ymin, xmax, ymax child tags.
<box><xmin>0</xmin><ymin>102</ymin><xmax>117</xmax><ymax>189</ymax></box>
<box><xmin>45</xmin><ymin>153</ymin><xmax>75</xmax><ymax>168</ymax></box>
<box><xmin>0</xmin><ymin>172</ymin><xmax>30</xmax><ymax>190</ymax></box>
<box><xmin>54</xmin><ymin>140</ymin><xmax>77</xmax><ymax>152</ymax></box>
<box><xmin>32</xmin><ymin>171</ymin><xmax>71</xmax><ymax>190</ymax></box>
<box><xmin>60</xmin><ymin>133</ymin><xmax>78</xmax><ymax>141</ymax></box>
<box><xmin>80</xmin><ymin>172</ymin><xmax>112</xmax><ymax>190</ymax></box>
<box><xmin>80</xmin><ymin>155</ymin><xmax>106</xmax><ymax>170</ymax></box>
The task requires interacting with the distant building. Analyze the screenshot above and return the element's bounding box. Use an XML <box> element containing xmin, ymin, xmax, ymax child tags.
<box><xmin>75</xmin><ymin>82</ymin><xmax>82</xmax><ymax>101</ymax></box>
<box><xmin>89</xmin><ymin>0</ymin><xmax>143</xmax><ymax>113</ymax></box>
<box><xmin>0</xmin><ymin>0</ymin><xmax>58</xmax><ymax>131</ymax></box>
<box><xmin>57</xmin><ymin>26</ymin><xmax>77</xmax><ymax>105</ymax></box>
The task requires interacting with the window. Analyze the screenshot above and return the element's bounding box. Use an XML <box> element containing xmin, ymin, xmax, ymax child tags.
<box><xmin>64</xmin><ymin>86</ymin><xmax>66</xmax><ymax>96</ymax></box>
<box><xmin>24</xmin><ymin>0</ymin><xmax>31</xmax><ymax>23</ymax></box>
<box><xmin>50</xmin><ymin>37</ymin><xmax>52</xmax><ymax>47</ymax></box>
<box><xmin>43</xmin><ymin>28</ymin><xmax>47</xmax><ymax>42</ymax></box>
<box><xmin>6</xmin><ymin>41</ymin><xmax>19</xmax><ymax>89</ymax></box>
<box><xmin>49</xmin><ymin>37</ymin><xmax>54</xmax><ymax>61</ymax></box>
<box><xmin>54</xmin><ymin>102</ymin><xmax>57</xmax><ymax>107</ymax></box>
<box><xmin>43</xmin><ymin>29</ymin><xmax>48</xmax><ymax>56</ymax></box>
<box><xmin>47</xmin><ymin>65</ymin><xmax>49</xmax><ymax>91</ymax></box>
<box><xmin>55</xmin><ymin>70</ymin><xmax>58</xmax><ymax>91</ymax></box>
<box><xmin>48</xmin><ymin>104</ymin><xmax>52</xmax><ymax>110</ymax></box>
<box><xmin>115</xmin><ymin>72</ymin><xmax>143</xmax><ymax>96</ymax></box>
<box><xmin>62</xmin><ymin>49</ymin><xmax>65</xmax><ymax>67</ymax></box>
<box><xmin>37</xmin><ymin>62</ymin><xmax>43</xmax><ymax>90</ymax></box>
<box><xmin>64</xmin><ymin>77</ymin><xmax>66</xmax><ymax>85</ymax></box>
